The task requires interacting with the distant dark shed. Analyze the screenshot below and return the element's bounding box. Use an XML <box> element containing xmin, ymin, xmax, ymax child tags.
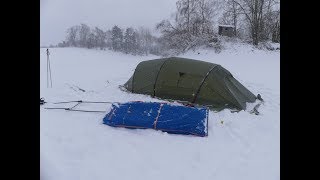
<box><xmin>218</xmin><ymin>25</ymin><xmax>235</xmax><ymax>37</ymax></box>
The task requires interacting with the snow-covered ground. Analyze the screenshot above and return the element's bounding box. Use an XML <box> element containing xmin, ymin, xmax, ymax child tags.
<box><xmin>40</xmin><ymin>46</ymin><xmax>279</xmax><ymax>180</ymax></box>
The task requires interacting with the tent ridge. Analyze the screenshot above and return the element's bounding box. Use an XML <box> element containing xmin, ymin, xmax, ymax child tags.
<box><xmin>192</xmin><ymin>64</ymin><xmax>220</xmax><ymax>103</ymax></box>
<box><xmin>153</xmin><ymin>58</ymin><xmax>171</xmax><ymax>97</ymax></box>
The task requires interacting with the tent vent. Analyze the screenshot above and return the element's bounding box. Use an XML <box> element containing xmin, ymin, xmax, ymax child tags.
<box><xmin>179</xmin><ymin>72</ymin><xmax>185</xmax><ymax>77</ymax></box>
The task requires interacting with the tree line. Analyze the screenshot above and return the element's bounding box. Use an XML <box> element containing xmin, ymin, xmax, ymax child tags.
<box><xmin>156</xmin><ymin>0</ymin><xmax>280</xmax><ymax>52</ymax></box>
<box><xmin>58</xmin><ymin>0</ymin><xmax>280</xmax><ymax>55</ymax></box>
<box><xmin>58</xmin><ymin>24</ymin><xmax>161</xmax><ymax>56</ymax></box>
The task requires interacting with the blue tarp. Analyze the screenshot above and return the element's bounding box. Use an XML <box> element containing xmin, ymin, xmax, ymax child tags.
<box><xmin>103</xmin><ymin>102</ymin><xmax>208</xmax><ymax>137</ymax></box>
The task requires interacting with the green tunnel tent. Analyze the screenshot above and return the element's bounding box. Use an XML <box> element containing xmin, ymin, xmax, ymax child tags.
<box><xmin>124</xmin><ymin>57</ymin><xmax>257</xmax><ymax>111</ymax></box>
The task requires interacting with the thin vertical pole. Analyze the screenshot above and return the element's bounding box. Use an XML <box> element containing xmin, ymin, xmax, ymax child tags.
<box><xmin>46</xmin><ymin>49</ymin><xmax>52</xmax><ymax>88</ymax></box>
<box><xmin>48</xmin><ymin>55</ymin><xmax>52</xmax><ymax>87</ymax></box>
<box><xmin>47</xmin><ymin>50</ymin><xmax>49</xmax><ymax>88</ymax></box>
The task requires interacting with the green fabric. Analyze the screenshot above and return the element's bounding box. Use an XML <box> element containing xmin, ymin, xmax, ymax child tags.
<box><xmin>124</xmin><ymin>57</ymin><xmax>256</xmax><ymax>110</ymax></box>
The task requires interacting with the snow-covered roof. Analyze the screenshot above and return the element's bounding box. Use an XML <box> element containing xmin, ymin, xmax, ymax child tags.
<box><xmin>218</xmin><ymin>25</ymin><xmax>234</xmax><ymax>28</ymax></box>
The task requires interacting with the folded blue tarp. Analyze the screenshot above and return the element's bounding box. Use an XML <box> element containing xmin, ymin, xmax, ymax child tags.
<box><xmin>103</xmin><ymin>102</ymin><xmax>208</xmax><ymax>137</ymax></box>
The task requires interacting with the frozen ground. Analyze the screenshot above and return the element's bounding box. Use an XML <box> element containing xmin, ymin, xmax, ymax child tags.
<box><xmin>40</xmin><ymin>45</ymin><xmax>279</xmax><ymax>180</ymax></box>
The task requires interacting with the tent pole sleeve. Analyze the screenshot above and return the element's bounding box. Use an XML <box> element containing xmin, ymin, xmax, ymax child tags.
<box><xmin>153</xmin><ymin>58</ymin><xmax>170</xmax><ymax>97</ymax></box>
<box><xmin>192</xmin><ymin>65</ymin><xmax>220</xmax><ymax>103</ymax></box>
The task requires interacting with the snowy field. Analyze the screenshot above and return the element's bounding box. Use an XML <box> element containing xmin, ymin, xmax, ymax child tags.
<box><xmin>40</xmin><ymin>45</ymin><xmax>280</xmax><ymax>180</ymax></box>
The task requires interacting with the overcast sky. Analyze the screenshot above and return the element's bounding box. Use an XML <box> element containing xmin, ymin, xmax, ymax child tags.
<box><xmin>40</xmin><ymin>0</ymin><xmax>177</xmax><ymax>46</ymax></box>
